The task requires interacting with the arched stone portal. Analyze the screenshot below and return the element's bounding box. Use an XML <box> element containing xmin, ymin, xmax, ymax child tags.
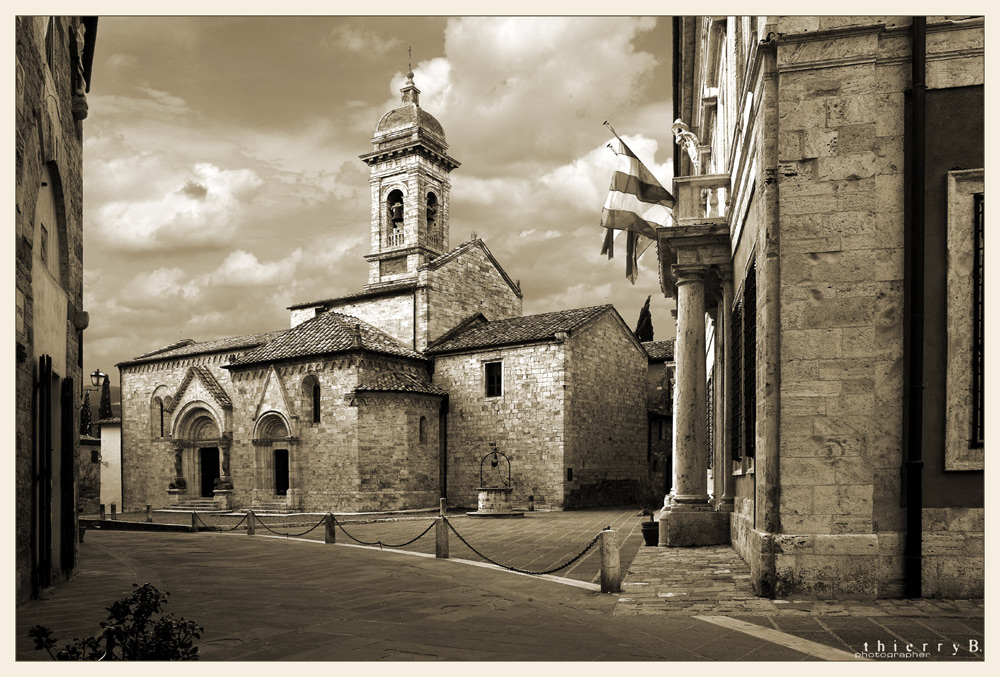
<box><xmin>170</xmin><ymin>404</ymin><xmax>227</xmax><ymax>503</ymax></box>
<box><xmin>252</xmin><ymin>412</ymin><xmax>296</xmax><ymax>507</ymax></box>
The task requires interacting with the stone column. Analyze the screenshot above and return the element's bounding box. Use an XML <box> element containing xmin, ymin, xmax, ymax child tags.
<box><xmin>715</xmin><ymin>272</ymin><xmax>735</xmax><ymax>512</ymax></box>
<box><xmin>659</xmin><ymin>263</ymin><xmax>729</xmax><ymax>546</ymax></box>
<box><xmin>672</xmin><ymin>264</ymin><xmax>711</xmax><ymax>507</ymax></box>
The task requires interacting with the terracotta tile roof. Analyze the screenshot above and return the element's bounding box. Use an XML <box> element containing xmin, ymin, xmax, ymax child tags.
<box><xmin>643</xmin><ymin>340</ymin><xmax>675</xmax><ymax>362</ymax></box>
<box><xmin>426</xmin><ymin>305</ymin><xmax>612</xmax><ymax>354</ymax></box>
<box><xmin>287</xmin><ymin>281</ymin><xmax>417</xmax><ymax>310</ymax></box>
<box><xmin>355</xmin><ymin>371</ymin><xmax>448</xmax><ymax>396</ymax></box>
<box><xmin>118</xmin><ymin>330</ymin><xmax>287</xmax><ymax>367</ymax></box>
<box><xmin>229</xmin><ymin>311</ymin><xmax>425</xmax><ymax>367</ymax></box>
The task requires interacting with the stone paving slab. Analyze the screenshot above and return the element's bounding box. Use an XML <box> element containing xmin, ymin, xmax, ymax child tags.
<box><xmin>618</xmin><ymin>542</ymin><xmax>985</xmax><ymax>661</ymax></box>
<box><xmin>16</xmin><ymin>528</ymin><xmax>815</xmax><ymax>662</ymax></box>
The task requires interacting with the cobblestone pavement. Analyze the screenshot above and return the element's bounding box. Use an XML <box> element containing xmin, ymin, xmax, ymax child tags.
<box><xmin>24</xmin><ymin>508</ymin><xmax>984</xmax><ymax>662</ymax></box>
<box><xmin>83</xmin><ymin>507</ymin><xmax>644</xmax><ymax>586</ymax></box>
<box><xmin>17</xmin><ymin>527</ymin><xmax>818</xmax><ymax>662</ymax></box>
<box><xmin>618</xmin><ymin>544</ymin><xmax>985</xmax><ymax>661</ymax></box>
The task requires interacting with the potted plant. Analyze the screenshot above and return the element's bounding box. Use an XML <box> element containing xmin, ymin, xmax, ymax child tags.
<box><xmin>636</xmin><ymin>480</ymin><xmax>664</xmax><ymax>546</ymax></box>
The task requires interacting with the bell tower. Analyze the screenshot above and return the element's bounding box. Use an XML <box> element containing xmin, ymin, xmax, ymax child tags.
<box><xmin>359</xmin><ymin>71</ymin><xmax>460</xmax><ymax>288</ymax></box>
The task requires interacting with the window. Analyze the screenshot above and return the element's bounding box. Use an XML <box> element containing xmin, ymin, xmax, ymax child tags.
<box><xmin>485</xmin><ymin>361</ymin><xmax>502</xmax><ymax>398</ymax></box>
<box><xmin>419</xmin><ymin>416</ymin><xmax>427</xmax><ymax>443</ymax></box>
<box><xmin>312</xmin><ymin>383</ymin><xmax>321</xmax><ymax>423</ymax></box>
<box><xmin>971</xmin><ymin>193</ymin><xmax>984</xmax><ymax>448</ymax></box>
<box><xmin>91</xmin><ymin>449</ymin><xmax>99</xmax><ymax>463</ymax></box>
<box><xmin>730</xmin><ymin>261</ymin><xmax>756</xmax><ymax>461</ymax></box>
<box><xmin>39</xmin><ymin>224</ymin><xmax>48</xmax><ymax>264</ymax></box>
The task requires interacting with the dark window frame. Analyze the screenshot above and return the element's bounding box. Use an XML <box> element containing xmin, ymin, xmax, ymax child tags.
<box><xmin>485</xmin><ymin>361</ymin><xmax>503</xmax><ymax>398</ymax></box>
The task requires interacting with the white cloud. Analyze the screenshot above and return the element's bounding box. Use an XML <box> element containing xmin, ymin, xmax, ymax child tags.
<box><xmin>94</xmin><ymin>163</ymin><xmax>265</xmax><ymax>254</ymax></box>
<box><xmin>201</xmin><ymin>249</ymin><xmax>304</xmax><ymax>287</ymax></box>
<box><xmin>124</xmin><ymin>267</ymin><xmax>202</xmax><ymax>309</ymax></box>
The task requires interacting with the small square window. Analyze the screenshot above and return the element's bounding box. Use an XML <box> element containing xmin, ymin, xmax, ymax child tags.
<box><xmin>485</xmin><ymin>361</ymin><xmax>502</xmax><ymax>398</ymax></box>
<box><xmin>91</xmin><ymin>449</ymin><xmax>99</xmax><ymax>463</ymax></box>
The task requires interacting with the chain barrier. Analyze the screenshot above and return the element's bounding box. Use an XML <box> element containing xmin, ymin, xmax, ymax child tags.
<box><xmin>444</xmin><ymin>517</ymin><xmax>602</xmax><ymax>576</ymax></box>
<box><xmin>191</xmin><ymin>511</ymin><xmax>248</xmax><ymax>532</ymax></box>
<box><xmin>332</xmin><ymin>514</ymin><xmax>437</xmax><ymax>549</ymax></box>
<box><xmin>255</xmin><ymin>515</ymin><xmax>327</xmax><ymax>538</ymax></box>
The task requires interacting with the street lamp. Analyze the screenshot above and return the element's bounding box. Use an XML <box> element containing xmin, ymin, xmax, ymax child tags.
<box><xmin>90</xmin><ymin>369</ymin><xmax>107</xmax><ymax>388</ymax></box>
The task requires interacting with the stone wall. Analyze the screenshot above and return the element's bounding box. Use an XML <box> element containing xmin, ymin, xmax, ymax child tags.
<box><xmin>355</xmin><ymin>391</ymin><xmax>442</xmax><ymax>510</ymax></box>
<box><xmin>326</xmin><ymin>294</ymin><xmax>416</xmax><ymax>350</ymax></box>
<box><xmin>423</xmin><ymin>244</ymin><xmax>523</xmax><ymax>349</ymax></box>
<box><xmin>434</xmin><ymin>343</ymin><xmax>567</xmax><ymax>509</ymax></box>
<box><xmin>563</xmin><ymin>312</ymin><xmax>648</xmax><ymax>508</ymax></box>
<box><xmin>15</xmin><ymin>16</ymin><xmax>90</xmax><ymax>603</ymax></box>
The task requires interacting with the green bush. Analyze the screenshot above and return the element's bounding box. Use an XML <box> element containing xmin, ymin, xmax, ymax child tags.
<box><xmin>29</xmin><ymin>583</ymin><xmax>202</xmax><ymax>660</ymax></box>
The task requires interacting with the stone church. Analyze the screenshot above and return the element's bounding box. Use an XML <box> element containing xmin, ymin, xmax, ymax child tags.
<box><xmin>118</xmin><ymin>72</ymin><xmax>649</xmax><ymax>513</ymax></box>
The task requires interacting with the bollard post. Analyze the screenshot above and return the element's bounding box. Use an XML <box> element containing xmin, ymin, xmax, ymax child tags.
<box><xmin>110</xmin><ymin>503</ymin><xmax>117</xmax><ymax>520</ymax></box>
<box><xmin>599</xmin><ymin>528</ymin><xmax>621</xmax><ymax>593</ymax></box>
<box><xmin>190</xmin><ymin>511</ymin><xmax>199</xmax><ymax>533</ymax></box>
<box><xmin>436</xmin><ymin>498</ymin><xmax>449</xmax><ymax>559</ymax></box>
<box><xmin>99</xmin><ymin>504</ymin><xmax>106</xmax><ymax>520</ymax></box>
<box><xmin>528</xmin><ymin>494</ymin><xmax>535</xmax><ymax>512</ymax></box>
<box><xmin>247</xmin><ymin>510</ymin><xmax>255</xmax><ymax>536</ymax></box>
<box><xmin>146</xmin><ymin>505</ymin><xmax>152</xmax><ymax>523</ymax></box>
<box><xmin>325</xmin><ymin>513</ymin><xmax>336</xmax><ymax>544</ymax></box>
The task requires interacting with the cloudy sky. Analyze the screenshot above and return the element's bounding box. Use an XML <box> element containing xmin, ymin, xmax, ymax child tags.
<box><xmin>83</xmin><ymin>15</ymin><xmax>677</xmax><ymax>386</ymax></box>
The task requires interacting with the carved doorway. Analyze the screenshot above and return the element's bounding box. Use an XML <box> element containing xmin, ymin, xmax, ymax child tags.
<box><xmin>199</xmin><ymin>447</ymin><xmax>220</xmax><ymax>498</ymax></box>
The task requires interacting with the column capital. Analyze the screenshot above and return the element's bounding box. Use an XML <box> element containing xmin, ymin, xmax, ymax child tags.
<box><xmin>672</xmin><ymin>263</ymin><xmax>709</xmax><ymax>286</ymax></box>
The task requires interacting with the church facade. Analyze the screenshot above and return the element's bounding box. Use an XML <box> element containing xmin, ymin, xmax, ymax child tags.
<box><xmin>118</xmin><ymin>73</ymin><xmax>649</xmax><ymax>513</ymax></box>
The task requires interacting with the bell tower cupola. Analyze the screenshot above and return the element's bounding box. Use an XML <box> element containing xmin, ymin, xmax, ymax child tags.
<box><xmin>359</xmin><ymin>71</ymin><xmax>460</xmax><ymax>288</ymax></box>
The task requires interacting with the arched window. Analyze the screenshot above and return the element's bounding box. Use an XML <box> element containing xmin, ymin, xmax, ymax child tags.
<box><xmin>150</xmin><ymin>396</ymin><xmax>163</xmax><ymax>437</ymax></box>
<box><xmin>301</xmin><ymin>375</ymin><xmax>321</xmax><ymax>424</ymax></box>
<box><xmin>386</xmin><ymin>188</ymin><xmax>404</xmax><ymax>246</ymax></box>
<box><xmin>419</xmin><ymin>416</ymin><xmax>427</xmax><ymax>443</ymax></box>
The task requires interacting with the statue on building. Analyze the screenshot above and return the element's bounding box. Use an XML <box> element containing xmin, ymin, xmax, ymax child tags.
<box><xmin>672</xmin><ymin>119</ymin><xmax>701</xmax><ymax>173</ymax></box>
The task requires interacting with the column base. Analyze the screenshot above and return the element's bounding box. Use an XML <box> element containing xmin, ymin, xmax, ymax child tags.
<box><xmin>658</xmin><ymin>507</ymin><xmax>730</xmax><ymax>547</ymax></box>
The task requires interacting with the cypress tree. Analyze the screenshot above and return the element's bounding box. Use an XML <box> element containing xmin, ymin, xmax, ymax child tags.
<box><xmin>80</xmin><ymin>391</ymin><xmax>92</xmax><ymax>436</ymax></box>
<box><xmin>634</xmin><ymin>295</ymin><xmax>654</xmax><ymax>342</ymax></box>
<box><xmin>99</xmin><ymin>377</ymin><xmax>113</xmax><ymax>420</ymax></box>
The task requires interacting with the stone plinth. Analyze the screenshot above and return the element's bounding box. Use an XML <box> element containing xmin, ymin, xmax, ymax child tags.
<box><xmin>658</xmin><ymin>507</ymin><xmax>730</xmax><ymax>547</ymax></box>
<box><xmin>167</xmin><ymin>488</ymin><xmax>187</xmax><ymax>506</ymax></box>
<box><xmin>466</xmin><ymin>487</ymin><xmax>523</xmax><ymax>518</ymax></box>
<box><xmin>213</xmin><ymin>489</ymin><xmax>233</xmax><ymax>510</ymax></box>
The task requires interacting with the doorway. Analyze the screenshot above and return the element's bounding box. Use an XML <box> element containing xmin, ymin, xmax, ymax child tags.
<box><xmin>199</xmin><ymin>447</ymin><xmax>219</xmax><ymax>498</ymax></box>
<box><xmin>274</xmin><ymin>449</ymin><xmax>289</xmax><ymax>497</ymax></box>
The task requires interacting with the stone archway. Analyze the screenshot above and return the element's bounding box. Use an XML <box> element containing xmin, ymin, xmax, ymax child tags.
<box><xmin>252</xmin><ymin>412</ymin><xmax>295</xmax><ymax>504</ymax></box>
<box><xmin>170</xmin><ymin>404</ymin><xmax>225</xmax><ymax>500</ymax></box>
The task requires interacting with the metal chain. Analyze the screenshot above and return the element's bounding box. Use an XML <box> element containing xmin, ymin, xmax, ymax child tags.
<box><xmin>255</xmin><ymin>515</ymin><xmax>327</xmax><ymax>538</ymax></box>
<box><xmin>444</xmin><ymin>517</ymin><xmax>602</xmax><ymax>576</ymax></box>
<box><xmin>192</xmin><ymin>511</ymin><xmax>247</xmax><ymax>532</ymax></box>
<box><xmin>332</xmin><ymin>515</ymin><xmax>437</xmax><ymax>548</ymax></box>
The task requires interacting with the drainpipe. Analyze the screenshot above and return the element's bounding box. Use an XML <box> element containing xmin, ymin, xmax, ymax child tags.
<box><xmin>903</xmin><ymin>17</ymin><xmax>926</xmax><ymax>599</ymax></box>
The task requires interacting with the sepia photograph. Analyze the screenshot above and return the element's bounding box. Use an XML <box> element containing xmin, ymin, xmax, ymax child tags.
<box><xmin>12</xmin><ymin>8</ymin><xmax>985</xmax><ymax>663</ymax></box>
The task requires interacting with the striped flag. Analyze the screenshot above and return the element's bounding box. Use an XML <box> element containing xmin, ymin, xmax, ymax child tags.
<box><xmin>600</xmin><ymin>129</ymin><xmax>674</xmax><ymax>283</ymax></box>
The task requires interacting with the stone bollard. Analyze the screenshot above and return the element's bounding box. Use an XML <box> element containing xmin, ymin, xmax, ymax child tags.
<box><xmin>436</xmin><ymin>498</ymin><xmax>449</xmax><ymax>559</ymax></box>
<box><xmin>325</xmin><ymin>513</ymin><xmax>336</xmax><ymax>544</ymax></box>
<box><xmin>99</xmin><ymin>504</ymin><xmax>106</xmax><ymax>520</ymax></box>
<box><xmin>110</xmin><ymin>503</ymin><xmax>117</xmax><ymax>520</ymax></box>
<box><xmin>528</xmin><ymin>495</ymin><xmax>535</xmax><ymax>512</ymax></box>
<box><xmin>247</xmin><ymin>510</ymin><xmax>256</xmax><ymax>536</ymax></box>
<box><xmin>599</xmin><ymin>528</ymin><xmax>621</xmax><ymax>593</ymax></box>
<box><xmin>190</xmin><ymin>512</ymin><xmax>199</xmax><ymax>533</ymax></box>
<box><xmin>146</xmin><ymin>505</ymin><xmax>152</xmax><ymax>523</ymax></box>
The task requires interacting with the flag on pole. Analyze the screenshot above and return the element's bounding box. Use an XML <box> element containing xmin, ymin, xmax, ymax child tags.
<box><xmin>600</xmin><ymin>125</ymin><xmax>674</xmax><ymax>283</ymax></box>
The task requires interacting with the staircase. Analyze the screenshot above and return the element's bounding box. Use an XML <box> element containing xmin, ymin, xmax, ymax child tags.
<box><xmin>242</xmin><ymin>501</ymin><xmax>296</xmax><ymax>515</ymax></box>
<box><xmin>165</xmin><ymin>498</ymin><xmax>226</xmax><ymax>512</ymax></box>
